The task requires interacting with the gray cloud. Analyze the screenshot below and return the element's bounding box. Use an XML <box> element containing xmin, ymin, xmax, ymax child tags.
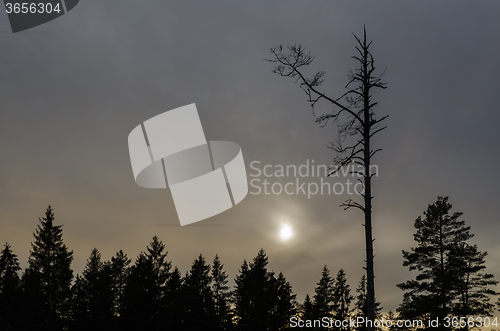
<box><xmin>1</xmin><ymin>0</ymin><xmax>499</xmax><ymax>314</ymax></box>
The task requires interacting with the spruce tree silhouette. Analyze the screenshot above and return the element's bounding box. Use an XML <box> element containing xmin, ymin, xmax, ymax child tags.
<box><xmin>162</xmin><ymin>266</ymin><xmax>184</xmax><ymax>330</ymax></box>
<box><xmin>212</xmin><ymin>254</ymin><xmax>233</xmax><ymax>331</ymax></box>
<box><xmin>184</xmin><ymin>254</ymin><xmax>216</xmax><ymax>330</ymax></box>
<box><xmin>70</xmin><ymin>248</ymin><xmax>114</xmax><ymax>331</ymax></box>
<box><xmin>271</xmin><ymin>272</ymin><xmax>297</xmax><ymax>330</ymax></box>
<box><xmin>146</xmin><ymin>236</ymin><xmax>171</xmax><ymax>331</ymax></box>
<box><xmin>0</xmin><ymin>243</ymin><xmax>22</xmax><ymax>331</ymax></box>
<box><xmin>234</xmin><ymin>249</ymin><xmax>294</xmax><ymax>331</ymax></box>
<box><xmin>70</xmin><ymin>274</ymin><xmax>87</xmax><ymax>331</ymax></box>
<box><xmin>332</xmin><ymin>269</ymin><xmax>354</xmax><ymax>328</ymax></box>
<box><xmin>233</xmin><ymin>259</ymin><xmax>251</xmax><ymax>329</ymax></box>
<box><xmin>300</xmin><ymin>294</ymin><xmax>314</xmax><ymax>330</ymax></box>
<box><xmin>86</xmin><ymin>249</ymin><xmax>114</xmax><ymax>330</ymax></box>
<box><xmin>354</xmin><ymin>275</ymin><xmax>382</xmax><ymax>331</ymax></box>
<box><xmin>110</xmin><ymin>249</ymin><xmax>131</xmax><ymax>328</ymax></box>
<box><xmin>22</xmin><ymin>205</ymin><xmax>73</xmax><ymax>331</ymax></box>
<box><xmin>312</xmin><ymin>265</ymin><xmax>335</xmax><ymax>324</ymax></box>
<box><xmin>122</xmin><ymin>236</ymin><xmax>171</xmax><ymax>331</ymax></box>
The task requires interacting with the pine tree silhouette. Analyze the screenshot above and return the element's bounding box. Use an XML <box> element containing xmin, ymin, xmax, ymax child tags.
<box><xmin>398</xmin><ymin>197</ymin><xmax>498</xmax><ymax>329</ymax></box>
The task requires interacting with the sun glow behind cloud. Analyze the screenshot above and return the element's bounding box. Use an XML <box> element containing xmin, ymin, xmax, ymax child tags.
<box><xmin>279</xmin><ymin>224</ymin><xmax>293</xmax><ymax>241</ymax></box>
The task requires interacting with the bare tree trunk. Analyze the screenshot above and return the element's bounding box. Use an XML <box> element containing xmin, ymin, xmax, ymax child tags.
<box><xmin>268</xmin><ymin>28</ymin><xmax>387</xmax><ymax>331</ymax></box>
<box><xmin>363</xmin><ymin>36</ymin><xmax>375</xmax><ymax>329</ymax></box>
<box><xmin>364</xmin><ymin>173</ymin><xmax>375</xmax><ymax>330</ymax></box>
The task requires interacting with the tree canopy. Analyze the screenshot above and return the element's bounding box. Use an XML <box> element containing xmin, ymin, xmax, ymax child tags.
<box><xmin>398</xmin><ymin>197</ymin><xmax>498</xmax><ymax>329</ymax></box>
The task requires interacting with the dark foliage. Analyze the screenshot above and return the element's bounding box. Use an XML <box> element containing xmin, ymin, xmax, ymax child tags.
<box><xmin>397</xmin><ymin>197</ymin><xmax>498</xmax><ymax>329</ymax></box>
<box><xmin>312</xmin><ymin>265</ymin><xmax>335</xmax><ymax>322</ymax></box>
<box><xmin>233</xmin><ymin>249</ymin><xmax>297</xmax><ymax>331</ymax></box>
<box><xmin>354</xmin><ymin>275</ymin><xmax>382</xmax><ymax>331</ymax></box>
<box><xmin>332</xmin><ymin>269</ymin><xmax>354</xmax><ymax>328</ymax></box>
<box><xmin>0</xmin><ymin>243</ymin><xmax>21</xmax><ymax>330</ymax></box>
<box><xmin>212</xmin><ymin>254</ymin><xmax>233</xmax><ymax>330</ymax></box>
<box><xmin>3</xmin><ymin>202</ymin><xmax>495</xmax><ymax>331</ymax></box>
<box><xmin>21</xmin><ymin>205</ymin><xmax>74</xmax><ymax>331</ymax></box>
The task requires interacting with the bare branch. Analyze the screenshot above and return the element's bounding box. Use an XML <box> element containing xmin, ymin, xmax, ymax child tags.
<box><xmin>369</xmin><ymin>148</ymin><xmax>383</xmax><ymax>158</ymax></box>
<box><xmin>341</xmin><ymin>199</ymin><xmax>365</xmax><ymax>212</ymax></box>
<box><xmin>369</xmin><ymin>126</ymin><xmax>387</xmax><ymax>138</ymax></box>
<box><xmin>267</xmin><ymin>44</ymin><xmax>364</xmax><ymax>125</ymax></box>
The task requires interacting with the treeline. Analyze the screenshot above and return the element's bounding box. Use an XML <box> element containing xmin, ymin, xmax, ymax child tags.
<box><xmin>0</xmin><ymin>197</ymin><xmax>499</xmax><ymax>331</ymax></box>
<box><xmin>0</xmin><ymin>205</ymin><xmax>369</xmax><ymax>331</ymax></box>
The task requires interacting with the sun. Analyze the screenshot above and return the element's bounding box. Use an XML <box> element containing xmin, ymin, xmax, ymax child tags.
<box><xmin>279</xmin><ymin>224</ymin><xmax>293</xmax><ymax>241</ymax></box>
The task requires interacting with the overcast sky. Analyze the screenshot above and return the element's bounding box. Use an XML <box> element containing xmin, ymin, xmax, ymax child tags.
<box><xmin>1</xmin><ymin>0</ymin><xmax>500</xmax><ymax>314</ymax></box>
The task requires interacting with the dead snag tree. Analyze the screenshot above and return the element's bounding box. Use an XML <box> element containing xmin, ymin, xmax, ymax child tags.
<box><xmin>268</xmin><ymin>27</ymin><xmax>387</xmax><ymax>329</ymax></box>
